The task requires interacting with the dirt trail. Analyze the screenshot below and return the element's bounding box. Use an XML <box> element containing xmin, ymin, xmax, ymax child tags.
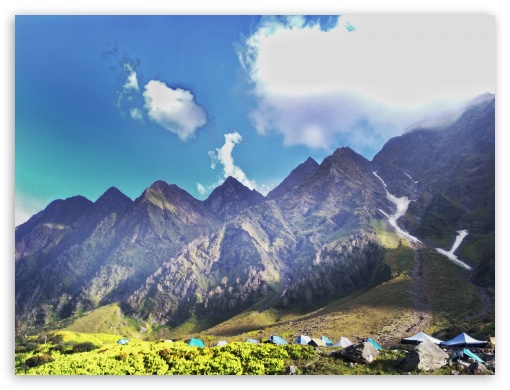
<box><xmin>375</xmin><ymin>241</ymin><xmax>432</xmax><ymax>347</ymax></box>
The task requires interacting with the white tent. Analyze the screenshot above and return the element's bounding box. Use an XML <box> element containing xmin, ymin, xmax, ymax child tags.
<box><xmin>401</xmin><ymin>331</ymin><xmax>443</xmax><ymax>345</ymax></box>
<box><xmin>215</xmin><ymin>340</ymin><xmax>228</xmax><ymax>347</ymax></box>
<box><xmin>440</xmin><ymin>332</ymin><xmax>487</xmax><ymax>348</ymax></box>
<box><xmin>295</xmin><ymin>335</ymin><xmax>312</xmax><ymax>345</ymax></box>
<box><xmin>333</xmin><ymin>337</ymin><xmax>353</xmax><ymax>348</ymax></box>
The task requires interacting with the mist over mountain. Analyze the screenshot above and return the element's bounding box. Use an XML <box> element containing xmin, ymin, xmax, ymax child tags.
<box><xmin>15</xmin><ymin>94</ymin><xmax>495</xmax><ymax>332</ymax></box>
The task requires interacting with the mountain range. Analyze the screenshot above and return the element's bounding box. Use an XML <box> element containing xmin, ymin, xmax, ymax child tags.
<box><xmin>15</xmin><ymin>94</ymin><xmax>495</xmax><ymax>335</ymax></box>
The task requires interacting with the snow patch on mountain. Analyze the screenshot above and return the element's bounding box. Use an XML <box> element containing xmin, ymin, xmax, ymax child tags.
<box><xmin>435</xmin><ymin>230</ymin><xmax>472</xmax><ymax>270</ymax></box>
<box><xmin>373</xmin><ymin>171</ymin><xmax>421</xmax><ymax>243</ymax></box>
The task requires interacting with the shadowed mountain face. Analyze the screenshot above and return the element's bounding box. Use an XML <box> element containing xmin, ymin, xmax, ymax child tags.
<box><xmin>15</xmin><ymin>94</ymin><xmax>495</xmax><ymax>329</ymax></box>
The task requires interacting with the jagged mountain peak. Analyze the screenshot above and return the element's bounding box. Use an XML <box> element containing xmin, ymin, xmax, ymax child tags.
<box><xmin>204</xmin><ymin>176</ymin><xmax>264</xmax><ymax>220</ymax></box>
<box><xmin>94</xmin><ymin>187</ymin><xmax>133</xmax><ymax>213</ymax></box>
<box><xmin>267</xmin><ymin>157</ymin><xmax>320</xmax><ymax>200</ymax></box>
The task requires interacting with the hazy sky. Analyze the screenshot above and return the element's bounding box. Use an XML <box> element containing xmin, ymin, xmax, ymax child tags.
<box><xmin>15</xmin><ymin>14</ymin><xmax>495</xmax><ymax>225</ymax></box>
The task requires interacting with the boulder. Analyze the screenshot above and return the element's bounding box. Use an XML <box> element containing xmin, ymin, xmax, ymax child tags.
<box><xmin>396</xmin><ymin>340</ymin><xmax>449</xmax><ymax>372</ymax></box>
<box><xmin>331</xmin><ymin>342</ymin><xmax>379</xmax><ymax>364</ymax></box>
<box><xmin>468</xmin><ymin>362</ymin><xmax>490</xmax><ymax>375</ymax></box>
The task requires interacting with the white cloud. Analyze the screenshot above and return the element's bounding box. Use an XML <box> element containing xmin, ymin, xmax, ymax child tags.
<box><xmin>143</xmin><ymin>80</ymin><xmax>207</xmax><ymax>141</ymax></box>
<box><xmin>15</xmin><ymin>193</ymin><xmax>46</xmax><ymax>227</ymax></box>
<box><xmin>207</xmin><ymin>132</ymin><xmax>271</xmax><ymax>195</ymax></box>
<box><xmin>238</xmin><ymin>15</ymin><xmax>495</xmax><ymax>152</ymax></box>
<box><xmin>130</xmin><ymin>108</ymin><xmax>143</xmax><ymax>121</ymax></box>
<box><xmin>196</xmin><ymin>182</ymin><xmax>207</xmax><ymax>195</ymax></box>
<box><xmin>123</xmin><ymin>63</ymin><xmax>139</xmax><ymax>92</ymax></box>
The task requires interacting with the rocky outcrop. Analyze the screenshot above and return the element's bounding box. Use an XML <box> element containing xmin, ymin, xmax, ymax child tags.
<box><xmin>331</xmin><ymin>342</ymin><xmax>379</xmax><ymax>364</ymax></box>
<box><xmin>396</xmin><ymin>340</ymin><xmax>449</xmax><ymax>372</ymax></box>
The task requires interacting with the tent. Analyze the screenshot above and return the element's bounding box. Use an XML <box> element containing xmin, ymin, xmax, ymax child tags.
<box><xmin>295</xmin><ymin>335</ymin><xmax>312</xmax><ymax>345</ymax></box>
<box><xmin>451</xmin><ymin>348</ymin><xmax>484</xmax><ymax>363</ymax></box>
<box><xmin>215</xmin><ymin>340</ymin><xmax>228</xmax><ymax>347</ymax></box>
<box><xmin>440</xmin><ymin>332</ymin><xmax>488</xmax><ymax>348</ymax></box>
<box><xmin>400</xmin><ymin>331</ymin><xmax>443</xmax><ymax>345</ymax></box>
<box><xmin>246</xmin><ymin>338</ymin><xmax>259</xmax><ymax>344</ymax></box>
<box><xmin>188</xmin><ymin>338</ymin><xmax>206</xmax><ymax>348</ymax></box>
<box><xmin>333</xmin><ymin>337</ymin><xmax>353</xmax><ymax>348</ymax></box>
<box><xmin>367</xmin><ymin>338</ymin><xmax>382</xmax><ymax>350</ymax></box>
<box><xmin>321</xmin><ymin>336</ymin><xmax>334</xmax><ymax>346</ymax></box>
<box><xmin>117</xmin><ymin>338</ymin><xmax>129</xmax><ymax>345</ymax></box>
<box><xmin>308</xmin><ymin>338</ymin><xmax>326</xmax><ymax>347</ymax></box>
<box><xmin>269</xmin><ymin>335</ymin><xmax>288</xmax><ymax>345</ymax></box>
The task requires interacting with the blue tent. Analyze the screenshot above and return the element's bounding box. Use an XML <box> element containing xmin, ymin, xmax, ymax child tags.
<box><xmin>401</xmin><ymin>331</ymin><xmax>443</xmax><ymax>345</ymax></box>
<box><xmin>367</xmin><ymin>338</ymin><xmax>382</xmax><ymax>350</ymax></box>
<box><xmin>269</xmin><ymin>335</ymin><xmax>288</xmax><ymax>345</ymax></box>
<box><xmin>295</xmin><ymin>335</ymin><xmax>311</xmax><ymax>345</ymax></box>
<box><xmin>440</xmin><ymin>332</ymin><xmax>487</xmax><ymax>348</ymax></box>
<box><xmin>246</xmin><ymin>338</ymin><xmax>259</xmax><ymax>344</ymax></box>
<box><xmin>188</xmin><ymin>338</ymin><xmax>206</xmax><ymax>348</ymax></box>
<box><xmin>451</xmin><ymin>348</ymin><xmax>484</xmax><ymax>363</ymax></box>
<box><xmin>321</xmin><ymin>336</ymin><xmax>334</xmax><ymax>346</ymax></box>
<box><xmin>117</xmin><ymin>338</ymin><xmax>130</xmax><ymax>345</ymax></box>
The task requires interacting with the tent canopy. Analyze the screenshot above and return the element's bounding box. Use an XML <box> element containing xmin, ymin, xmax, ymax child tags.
<box><xmin>309</xmin><ymin>338</ymin><xmax>326</xmax><ymax>347</ymax></box>
<box><xmin>269</xmin><ymin>335</ymin><xmax>287</xmax><ymax>345</ymax></box>
<box><xmin>440</xmin><ymin>332</ymin><xmax>487</xmax><ymax>348</ymax></box>
<box><xmin>367</xmin><ymin>338</ymin><xmax>382</xmax><ymax>350</ymax></box>
<box><xmin>295</xmin><ymin>335</ymin><xmax>312</xmax><ymax>345</ymax></box>
<box><xmin>215</xmin><ymin>340</ymin><xmax>228</xmax><ymax>347</ymax></box>
<box><xmin>333</xmin><ymin>337</ymin><xmax>353</xmax><ymax>348</ymax></box>
<box><xmin>188</xmin><ymin>338</ymin><xmax>206</xmax><ymax>348</ymax></box>
<box><xmin>117</xmin><ymin>338</ymin><xmax>129</xmax><ymax>345</ymax></box>
<box><xmin>321</xmin><ymin>336</ymin><xmax>334</xmax><ymax>346</ymax></box>
<box><xmin>401</xmin><ymin>331</ymin><xmax>443</xmax><ymax>345</ymax></box>
<box><xmin>246</xmin><ymin>338</ymin><xmax>259</xmax><ymax>344</ymax></box>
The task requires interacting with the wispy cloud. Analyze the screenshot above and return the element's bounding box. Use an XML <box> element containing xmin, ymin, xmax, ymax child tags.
<box><xmin>205</xmin><ymin>131</ymin><xmax>271</xmax><ymax>195</ymax></box>
<box><xmin>123</xmin><ymin>63</ymin><xmax>139</xmax><ymax>92</ymax></box>
<box><xmin>143</xmin><ymin>80</ymin><xmax>207</xmax><ymax>141</ymax></box>
<box><xmin>237</xmin><ymin>15</ymin><xmax>495</xmax><ymax>154</ymax></box>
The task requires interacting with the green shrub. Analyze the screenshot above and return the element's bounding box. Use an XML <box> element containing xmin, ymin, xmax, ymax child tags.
<box><xmin>72</xmin><ymin>342</ymin><xmax>99</xmax><ymax>353</ymax></box>
<box><xmin>25</xmin><ymin>354</ymin><xmax>54</xmax><ymax>368</ymax></box>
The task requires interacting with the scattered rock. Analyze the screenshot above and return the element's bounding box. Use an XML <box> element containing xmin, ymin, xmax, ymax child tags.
<box><xmin>468</xmin><ymin>362</ymin><xmax>490</xmax><ymax>375</ymax></box>
<box><xmin>331</xmin><ymin>342</ymin><xmax>379</xmax><ymax>364</ymax></box>
<box><xmin>396</xmin><ymin>340</ymin><xmax>449</xmax><ymax>372</ymax></box>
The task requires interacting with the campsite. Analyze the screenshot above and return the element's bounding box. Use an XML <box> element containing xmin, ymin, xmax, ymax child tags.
<box><xmin>15</xmin><ymin>330</ymin><xmax>495</xmax><ymax>375</ymax></box>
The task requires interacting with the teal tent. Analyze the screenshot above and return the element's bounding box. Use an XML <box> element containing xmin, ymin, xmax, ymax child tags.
<box><xmin>188</xmin><ymin>338</ymin><xmax>206</xmax><ymax>348</ymax></box>
<box><xmin>269</xmin><ymin>335</ymin><xmax>287</xmax><ymax>345</ymax></box>
<box><xmin>295</xmin><ymin>335</ymin><xmax>311</xmax><ymax>345</ymax></box>
<box><xmin>117</xmin><ymin>338</ymin><xmax>129</xmax><ymax>345</ymax></box>
<box><xmin>246</xmin><ymin>338</ymin><xmax>259</xmax><ymax>344</ymax></box>
<box><xmin>321</xmin><ymin>336</ymin><xmax>334</xmax><ymax>346</ymax></box>
<box><xmin>367</xmin><ymin>338</ymin><xmax>382</xmax><ymax>350</ymax></box>
<box><xmin>451</xmin><ymin>348</ymin><xmax>484</xmax><ymax>363</ymax></box>
<box><xmin>440</xmin><ymin>332</ymin><xmax>487</xmax><ymax>348</ymax></box>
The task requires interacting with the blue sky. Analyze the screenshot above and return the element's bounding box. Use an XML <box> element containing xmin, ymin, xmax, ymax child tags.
<box><xmin>15</xmin><ymin>14</ymin><xmax>495</xmax><ymax>225</ymax></box>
